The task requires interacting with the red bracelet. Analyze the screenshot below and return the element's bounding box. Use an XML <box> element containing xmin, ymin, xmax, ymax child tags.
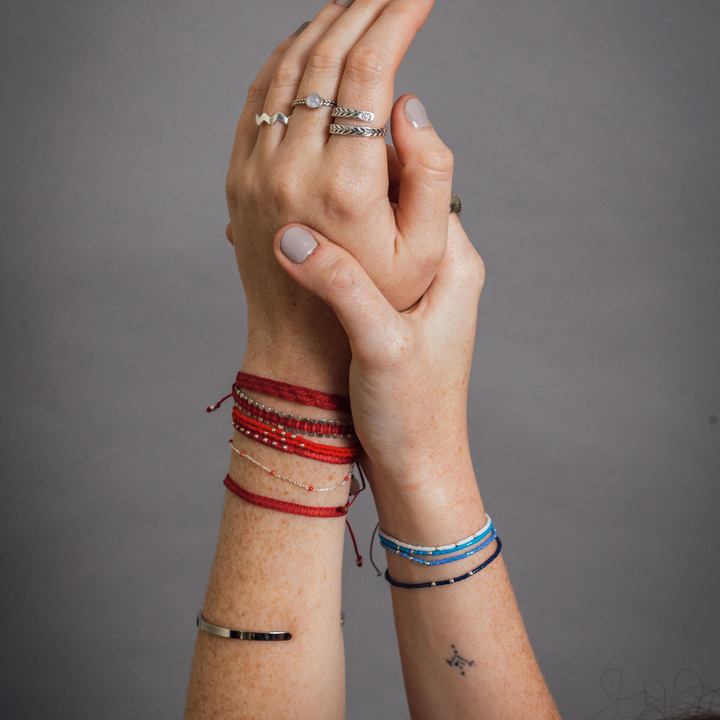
<box><xmin>223</xmin><ymin>473</ymin><xmax>366</xmax><ymax>566</ymax></box>
<box><xmin>233</xmin><ymin>386</ymin><xmax>355</xmax><ymax>437</ymax></box>
<box><xmin>236</xmin><ymin>372</ymin><xmax>351</xmax><ymax>413</ymax></box>
<box><xmin>232</xmin><ymin>409</ymin><xmax>361</xmax><ymax>465</ymax></box>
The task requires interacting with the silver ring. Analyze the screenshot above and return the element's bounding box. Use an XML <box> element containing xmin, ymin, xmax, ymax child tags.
<box><xmin>197</xmin><ymin>611</ymin><xmax>292</xmax><ymax>641</ymax></box>
<box><xmin>332</xmin><ymin>107</ymin><xmax>375</xmax><ymax>123</ymax></box>
<box><xmin>292</xmin><ymin>93</ymin><xmax>336</xmax><ymax>110</ymax></box>
<box><xmin>329</xmin><ymin>124</ymin><xmax>387</xmax><ymax>138</ymax></box>
<box><xmin>255</xmin><ymin>112</ymin><xmax>291</xmax><ymax>126</ymax></box>
<box><xmin>450</xmin><ymin>192</ymin><xmax>462</xmax><ymax>215</ymax></box>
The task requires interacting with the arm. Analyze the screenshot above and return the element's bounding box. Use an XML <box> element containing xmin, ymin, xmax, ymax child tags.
<box><xmin>275</xmin><ymin>217</ymin><xmax>562</xmax><ymax>720</ymax></box>
<box><xmin>186</xmin><ymin>0</ymin><xmax>451</xmax><ymax>716</ymax></box>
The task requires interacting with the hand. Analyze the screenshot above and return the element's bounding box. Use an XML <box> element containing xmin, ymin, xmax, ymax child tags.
<box><xmin>226</xmin><ymin>0</ymin><xmax>453</xmax><ymax>388</ymax></box>
<box><xmin>273</xmin><ymin>215</ymin><xmax>486</xmax><ymax>537</ymax></box>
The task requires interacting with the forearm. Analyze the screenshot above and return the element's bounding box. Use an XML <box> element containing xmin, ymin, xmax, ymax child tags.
<box><xmin>185</xmin><ymin>362</ymin><xmax>353</xmax><ymax>720</ymax></box>
<box><xmin>370</xmin><ymin>451</ymin><xmax>560</xmax><ymax>720</ymax></box>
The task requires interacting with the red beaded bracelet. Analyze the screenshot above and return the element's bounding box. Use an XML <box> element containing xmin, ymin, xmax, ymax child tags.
<box><xmin>233</xmin><ymin>386</ymin><xmax>354</xmax><ymax>437</ymax></box>
<box><xmin>232</xmin><ymin>408</ymin><xmax>361</xmax><ymax>465</ymax></box>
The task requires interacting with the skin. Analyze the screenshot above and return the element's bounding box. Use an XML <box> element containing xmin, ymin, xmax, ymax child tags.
<box><xmin>186</xmin><ymin>1</ymin><xmax>561</xmax><ymax>718</ymax></box>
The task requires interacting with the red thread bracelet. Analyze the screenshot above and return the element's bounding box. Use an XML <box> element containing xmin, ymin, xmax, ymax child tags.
<box><xmin>236</xmin><ymin>372</ymin><xmax>351</xmax><ymax>413</ymax></box>
<box><xmin>224</xmin><ymin>474</ymin><xmax>349</xmax><ymax>517</ymax></box>
<box><xmin>223</xmin><ymin>474</ymin><xmax>365</xmax><ymax>566</ymax></box>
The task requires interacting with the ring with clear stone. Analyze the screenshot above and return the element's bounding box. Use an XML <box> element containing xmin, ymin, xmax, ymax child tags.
<box><xmin>332</xmin><ymin>106</ymin><xmax>375</xmax><ymax>123</ymax></box>
<box><xmin>329</xmin><ymin>124</ymin><xmax>387</xmax><ymax>138</ymax></box>
<box><xmin>292</xmin><ymin>93</ymin><xmax>337</xmax><ymax>110</ymax></box>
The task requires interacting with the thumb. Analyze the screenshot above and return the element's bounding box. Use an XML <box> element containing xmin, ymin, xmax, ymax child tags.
<box><xmin>274</xmin><ymin>224</ymin><xmax>400</xmax><ymax>362</ymax></box>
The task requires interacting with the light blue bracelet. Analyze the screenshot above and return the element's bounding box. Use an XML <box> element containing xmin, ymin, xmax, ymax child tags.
<box><xmin>378</xmin><ymin>515</ymin><xmax>493</xmax><ymax>557</ymax></box>
<box><xmin>382</xmin><ymin>528</ymin><xmax>498</xmax><ymax>566</ymax></box>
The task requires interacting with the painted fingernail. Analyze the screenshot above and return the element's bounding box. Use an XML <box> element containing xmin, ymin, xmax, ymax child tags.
<box><xmin>280</xmin><ymin>227</ymin><xmax>318</xmax><ymax>264</ymax></box>
<box><xmin>405</xmin><ymin>97</ymin><xmax>430</xmax><ymax>129</ymax></box>
<box><xmin>334</xmin><ymin>0</ymin><xmax>355</xmax><ymax>7</ymax></box>
<box><xmin>293</xmin><ymin>21</ymin><xmax>311</xmax><ymax>36</ymax></box>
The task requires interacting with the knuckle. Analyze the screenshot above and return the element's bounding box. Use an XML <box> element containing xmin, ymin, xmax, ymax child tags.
<box><xmin>306</xmin><ymin>42</ymin><xmax>345</xmax><ymax>74</ymax></box>
<box><xmin>458</xmin><ymin>248</ymin><xmax>486</xmax><ymax>291</ymax></box>
<box><xmin>323</xmin><ymin>256</ymin><xmax>359</xmax><ymax>296</ymax></box>
<box><xmin>344</xmin><ymin>46</ymin><xmax>387</xmax><ymax>86</ymax></box>
<box><xmin>416</xmin><ymin>147</ymin><xmax>454</xmax><ymax>181</ymax></box>
<box><xmin>270</xmin><ymin>59</ymin><xmax>302</xmax><ymax>91</ymax></box>
<box><xmin>245</xmin><ymin>80</ymin><xmax>267</xmax><ymax>106</ymax></box>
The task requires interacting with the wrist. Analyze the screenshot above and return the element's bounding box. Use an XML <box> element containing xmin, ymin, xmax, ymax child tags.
<box><xmin>364</xmin><ymin>450</ymin><xmax>485</xmax><ymax>548</ymax></box>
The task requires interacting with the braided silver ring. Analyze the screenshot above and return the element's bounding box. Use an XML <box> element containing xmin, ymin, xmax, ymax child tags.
<box><xmin>292</xmin><ymin>93</ymin><xmax>336</xmax><ymax>109</ymax></box>
<box><xmin>255</xmin><ymin>112</ymin><xmax>291</xmax><ymax>126</ymax></box>
<box><xmin>329</xmin><ymin>124</ymin><xmax>387</xmax><ymax>138</ymax></box>
<box><xmin>332</xmin><ymin>107</ymin><xmax>375</xmax><ymax>123</ymax></box>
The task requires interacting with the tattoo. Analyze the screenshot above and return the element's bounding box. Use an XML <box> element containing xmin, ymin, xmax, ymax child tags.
<box><xmin>447</xmin><ymin>645</ymin><xmax>476</xmax><ymax>676</ymax></box>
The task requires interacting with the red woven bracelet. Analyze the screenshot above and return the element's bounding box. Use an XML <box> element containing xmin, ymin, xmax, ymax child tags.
<box><xmin>233</xmin><ymin>386</ymin><xmax>354</xmax><ymax>437</ymax></box>
<box><xmin>224</xmin><ymin>474</ymin><xmax>349</xmax><ymax>517</ymax></box>
<box><xmin>232</xmin><ymin>409</ymin><xmax>361</xmax><ymax>465</ymax></box>
<box><xmin>236</xmin><ymin>372</ymin><xmax>351</xmax><ymax>413</ymax></box>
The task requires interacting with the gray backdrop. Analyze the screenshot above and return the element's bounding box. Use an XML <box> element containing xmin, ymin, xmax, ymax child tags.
<box><xmin>1</xmin><ymin>1</ymin><xmax>718</xmax><ymax>718</ymax></box>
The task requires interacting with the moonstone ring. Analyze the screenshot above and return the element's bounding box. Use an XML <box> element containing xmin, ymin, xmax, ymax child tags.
<box><xmin>292</xmin><ymin>93</ymin><xmax>337</xmax><ymax>110</ymax></box>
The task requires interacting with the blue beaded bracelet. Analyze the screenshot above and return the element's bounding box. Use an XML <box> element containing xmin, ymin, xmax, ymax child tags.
<box><xmin>379</xmin><ymin>522</ymin><xmax>494</xmax><ymax>558</ymax></box>
<box><xmin>378</xmin><ymin>514</ymin><xmax>492</xmax><ymax>556</ymax></box>
<box><xmin>381</xmin><ymin>528</ymin><xmax>497</xmax><ymax>566</ymax></box>
<box><xmin>384</xmin><ymin>536</ymin><xmax>502</xmax><ymax>589</ymax></box>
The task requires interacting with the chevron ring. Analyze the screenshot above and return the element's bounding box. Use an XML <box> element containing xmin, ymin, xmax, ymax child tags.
<box><xmin>329</xmin><ymin>124</ymin><xmax>387</xmax><ymax>138</ymax></box>
<box><xmin>255</xmin><ymin>112</ymin><xmax>291</xmax><ymax>126</ymax></box>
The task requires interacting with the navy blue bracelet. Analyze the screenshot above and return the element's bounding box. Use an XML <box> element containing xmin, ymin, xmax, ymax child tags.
<box><xmin>380</xmin><ymin>528</ymin><xmax>497</xmax><ymax>566</ymax></box>
<box><xmin>384</xmin><ymin>536</ymin><xmax>502</xmax><ymax>589</ymax></box>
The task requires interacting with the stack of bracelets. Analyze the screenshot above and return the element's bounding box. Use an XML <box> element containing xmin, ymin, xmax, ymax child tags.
<box><xmin>376</xmin><ymin>513</ymin><xmax>502</xmax><ymax>589</ymax></box>
<box><xmin>201</xmin><ymin>371</ymin><xmax>502</xmax><ymax>642</ymax></box>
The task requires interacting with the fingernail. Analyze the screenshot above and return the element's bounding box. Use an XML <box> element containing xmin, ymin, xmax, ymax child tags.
<box><xmin>293</xmin><ymin>21</ymin><xmax>311</xmax><ymax>36</ymax></box>
<box><xmin>334</xmin><ymin>0</ymin><xmax>355</xmax><ymax>7</ymax></box>
<box><xmin>405</xmin><ymin>97</ymin><xmax>430</xmax><ymax>129</ymax></box>
<box><xmin>280</xmin><ymin>227</ymin><xmax>318</xmax><ymax>264</ymax></box>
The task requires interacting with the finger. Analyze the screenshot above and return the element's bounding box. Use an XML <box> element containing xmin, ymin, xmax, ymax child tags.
<box><xmin>226</xmin><ymin>222</ymin><xmax>234</xmax><ymax>245</ymax></box>
<box><xmin>232</xmin><ymin>33</ymin><xmax>297</xmax><ymax>160</ymax></box>
<box><xmin>274</xmin><ymin>224</ymin><xmax>401</xmax><ymax>364</ymax></box>
<box><xmin>328</xmin><ymin>0</ymin><xmax>434</xmax><ymax>156</ymax></box>
<box><xmin>386</xmin><ymin>143</ymin><xmax>401</xmax><ymax>204</ymax></box>
<box><xmin>416</xmin><ymin>216</ymin><xmax>485</xmax><ymax>318</ymax></box>
<box><xmin>257</xmin><ymin>3</ymin><xmax>348</xmax><ymax>151</ymax></box>
<box><xmin>286</xmin><ymin>0</ymin><xmax>393</xmax><ymax>141</ymax></box>
<box><xmin>391</xmin><ymin>94</ymin><xmax>453</xmax><ymax>259</ymax></box>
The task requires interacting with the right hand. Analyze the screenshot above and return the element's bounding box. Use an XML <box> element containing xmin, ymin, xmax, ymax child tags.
<box><xmin>273</xmin><ymin>214</ymin><xmax>486</xmax><ymax>532</ymax></box>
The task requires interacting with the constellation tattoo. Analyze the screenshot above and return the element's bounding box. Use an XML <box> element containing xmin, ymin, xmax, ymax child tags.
<box><xmin>447</xmin><ymin>645</ymin><xmax>476</xmax><ymax>676</ymax></box>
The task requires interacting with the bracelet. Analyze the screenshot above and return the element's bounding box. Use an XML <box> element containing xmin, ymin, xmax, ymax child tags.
<box><xmin>232</xmin><ymin>409</ymin><xmax>361</xmax><ymax>465</ymax></box>
<box><xmin>384</xmin><ymin>536</ymin><xmax>502</xmax><ymax>589</ymax></box>
<box><xmin>378</xmin><ymin>514</ymin><xmax>493</xmax><ymax>556</ymax></box>
<box><xmin>230</xmin><ymin>442</ymin><xmax>353</xmax><ymax>492</ymax></box>
<box><xmin>234</xmin><ymin>387</ymin><xmax>354</xmax><ymax>437</ymax></box>
<box><xmin>197</xmin><ymin>611</ymin><xmax>292</xmax><ymax>641</ymax></box>
<box><xmin>381</xmin><ymin>528</ymin><xmax>497</xmax><ymax>566</ymax></box>
<box><xmin>236</xmin><ymin>372</ymin><xmax>351</xmax><ymax>413</ymax></box>
<box><xmin>224</xmin><ymin>473</ymin><xmax>356</xmax><ymax>517</ymax></box>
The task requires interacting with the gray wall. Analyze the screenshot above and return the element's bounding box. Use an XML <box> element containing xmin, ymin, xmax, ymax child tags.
<box><xmin>1</xmin><ymin>1</ymin><xmax>718</xmax><ymax>718</ymax></box>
